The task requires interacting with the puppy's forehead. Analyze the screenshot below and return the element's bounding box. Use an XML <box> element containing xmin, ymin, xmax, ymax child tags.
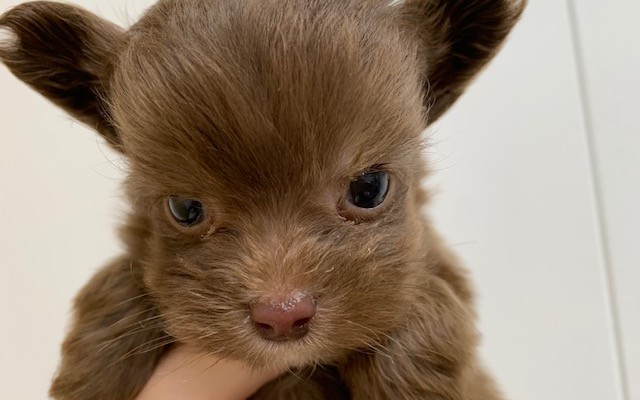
<box><xmin>112</xmin><ymin>0</ymin><xmax>424</xmax><ymax>192</ymax></box>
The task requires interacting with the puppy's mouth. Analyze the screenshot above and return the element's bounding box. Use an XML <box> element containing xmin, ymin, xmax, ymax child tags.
<box><xmin>250</xmin><ymin>332</ymin><xmax>327</xmax><ymax>369</ymax></box>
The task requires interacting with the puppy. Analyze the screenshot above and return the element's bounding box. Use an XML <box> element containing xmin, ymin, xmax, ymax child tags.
<box><xmin>0</xmin><ymin>0</ymin><xmax>525</xmax><ymax>399</ymax></box>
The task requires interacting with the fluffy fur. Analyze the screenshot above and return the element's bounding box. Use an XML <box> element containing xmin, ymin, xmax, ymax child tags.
<box><xmin>0</xmin><ymin>0</ymin><xmax>525</xmax><ymax>399</ymax></box>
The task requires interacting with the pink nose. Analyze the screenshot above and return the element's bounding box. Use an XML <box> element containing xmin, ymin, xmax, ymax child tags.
<box><xmin>250</xmin><ymin>294</ymin><xmax>316</xmax><ymax>341</ymax></box>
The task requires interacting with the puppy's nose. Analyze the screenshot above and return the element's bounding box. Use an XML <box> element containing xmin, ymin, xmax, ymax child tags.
<box><xmin>250</xmin><ymin>294</ymin><xmax>315</xmax><ymax>341</ymax></box>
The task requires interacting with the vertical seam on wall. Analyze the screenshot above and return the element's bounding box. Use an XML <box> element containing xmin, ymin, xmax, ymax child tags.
<box><xmin>566</xmin><ymin>1</ymin><xmax>630</xmax><ymax>399</ymax></box>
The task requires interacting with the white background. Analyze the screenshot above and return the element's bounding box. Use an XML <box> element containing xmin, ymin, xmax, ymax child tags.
<box><xmin>0</xmin><ymin>1</ymin><xmax>638</xmax><ymax>399</ymax></box>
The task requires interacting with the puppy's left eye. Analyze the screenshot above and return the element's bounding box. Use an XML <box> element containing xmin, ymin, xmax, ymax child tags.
<box><xmin>168</xmin><ymin>196</ymin><xmax>205</xmax><ymax>227</ymax></box>
<box><xmin>348</xmin><ymin>171</ymin><xmax>390</xmax><ymax>209</ymax></box>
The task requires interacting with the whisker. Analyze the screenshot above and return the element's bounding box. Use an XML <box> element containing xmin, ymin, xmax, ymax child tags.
<box><xmin>112</xmin><ymin>292</ymin><xmax>151</xmax><ymax>308</ymax></box>
<box><xmin>113</xmin><ymin>337</ymin><xmax>178</xmax><ymax>365</ymax></box>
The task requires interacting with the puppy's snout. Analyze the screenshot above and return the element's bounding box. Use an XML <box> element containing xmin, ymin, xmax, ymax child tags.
<box><xmin>250</xmin><ymin>294</ymin><xmax>315</xmax><ymax>341</ymax></box>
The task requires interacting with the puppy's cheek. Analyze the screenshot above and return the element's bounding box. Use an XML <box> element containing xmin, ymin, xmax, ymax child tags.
<box><xmin>142</xmin><ymin>259</ymin><xmax>253</xmax><ymax>347</ymax></box>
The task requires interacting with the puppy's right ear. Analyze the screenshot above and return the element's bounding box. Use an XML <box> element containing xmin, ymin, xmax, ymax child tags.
<box><xmin>0</xmin><ymin>2</ymin><xmax>124</xmax><ymax>150</ymax></box>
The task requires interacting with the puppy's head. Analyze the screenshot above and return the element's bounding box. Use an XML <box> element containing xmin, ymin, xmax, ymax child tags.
<box><xmin>1</xmin><ymin>0</ymin><xmax>524</xmax><ymax>368</ymax></box>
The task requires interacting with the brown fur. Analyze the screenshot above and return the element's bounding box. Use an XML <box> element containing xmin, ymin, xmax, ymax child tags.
<box><xmin>0</xmin><ymin>1</ymin><xmax>525</xmax><ymax>399</ymax></box>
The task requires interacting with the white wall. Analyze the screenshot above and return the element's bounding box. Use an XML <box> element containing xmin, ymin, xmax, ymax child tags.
<box><xmin>430</xmin><ymin>1</ymin><xmax>639</xmax><ymax>399</ymax></box>
<box><xmin>0</xmin><ymin>1</ymin><xmax>637</xmax><ymax>399</ymax></box>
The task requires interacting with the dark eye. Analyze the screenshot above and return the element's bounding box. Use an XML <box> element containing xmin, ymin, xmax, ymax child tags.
<box><xmin>348</xmin><ymin>171</ymin><xmax>390</xmax><ymax>209</ymax></box>
<box><xmin>168</xmin><ymin>196</ymin><xmax>205</xmax><ymax>227</ymax></box>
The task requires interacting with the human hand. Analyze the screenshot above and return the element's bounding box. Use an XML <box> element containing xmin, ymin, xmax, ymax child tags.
<box><xmin>136</xmin><ymin>345</ymin><xmax>282</xmax><ymax>400</ymax></box>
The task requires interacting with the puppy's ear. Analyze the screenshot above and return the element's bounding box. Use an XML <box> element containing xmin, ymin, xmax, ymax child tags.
<box><xmin>397</xmin><ymin>0</ymin><xmax>525</xmax><ymax>123</ymax></box>
<box><xmin>0</xmin><ymin>2</ymin><xmax>124</xmax><ymax>150</ymax></box>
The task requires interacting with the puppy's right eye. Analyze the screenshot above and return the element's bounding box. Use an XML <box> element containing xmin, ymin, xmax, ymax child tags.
<box><xmin>167</xmin><ymin>196</ymin><xmax>205</xmax><ymax>227</ymax></box>
<box><xmin>348</xmin><ymin>170</ymin><xmax>389</xmax><ymax>209</ymax></box>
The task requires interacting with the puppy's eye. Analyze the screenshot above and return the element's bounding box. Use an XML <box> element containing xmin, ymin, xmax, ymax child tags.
<box><xmin>348</xmin><ymin>171</ymin><xmax>389</xmax><ymax>209</ymax></box>
<box><xmin>168</xmin><ymin>196</ymin><xmax>205</xmax><ymax>227</ymax></box>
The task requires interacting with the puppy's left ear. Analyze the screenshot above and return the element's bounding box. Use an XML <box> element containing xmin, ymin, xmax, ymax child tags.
<box><xmin>0</xmin><ymin>2</ymin><xmax>125</xmax><ymax>150</ymax></box>
<box><xmin>396</xmin><ymin>0</ymin><xmax>526</xmax><ymax>123</ymax></box>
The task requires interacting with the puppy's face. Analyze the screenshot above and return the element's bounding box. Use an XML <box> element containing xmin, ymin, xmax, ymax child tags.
<box><xmin>0</xmin><ymin>0</ymin><xmax>524</xmax><ymax>369</ymax></box>
<box><xmin>113</xmin><ymin>0</ymin><xmax>427</xmax><ymax>367</ymax></box>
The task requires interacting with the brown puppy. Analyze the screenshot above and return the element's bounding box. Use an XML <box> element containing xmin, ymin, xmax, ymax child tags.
<box><xmin>0</xmin><ymin>0</ymin><xmax>525</xmax><ymax>399</ymax></box>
